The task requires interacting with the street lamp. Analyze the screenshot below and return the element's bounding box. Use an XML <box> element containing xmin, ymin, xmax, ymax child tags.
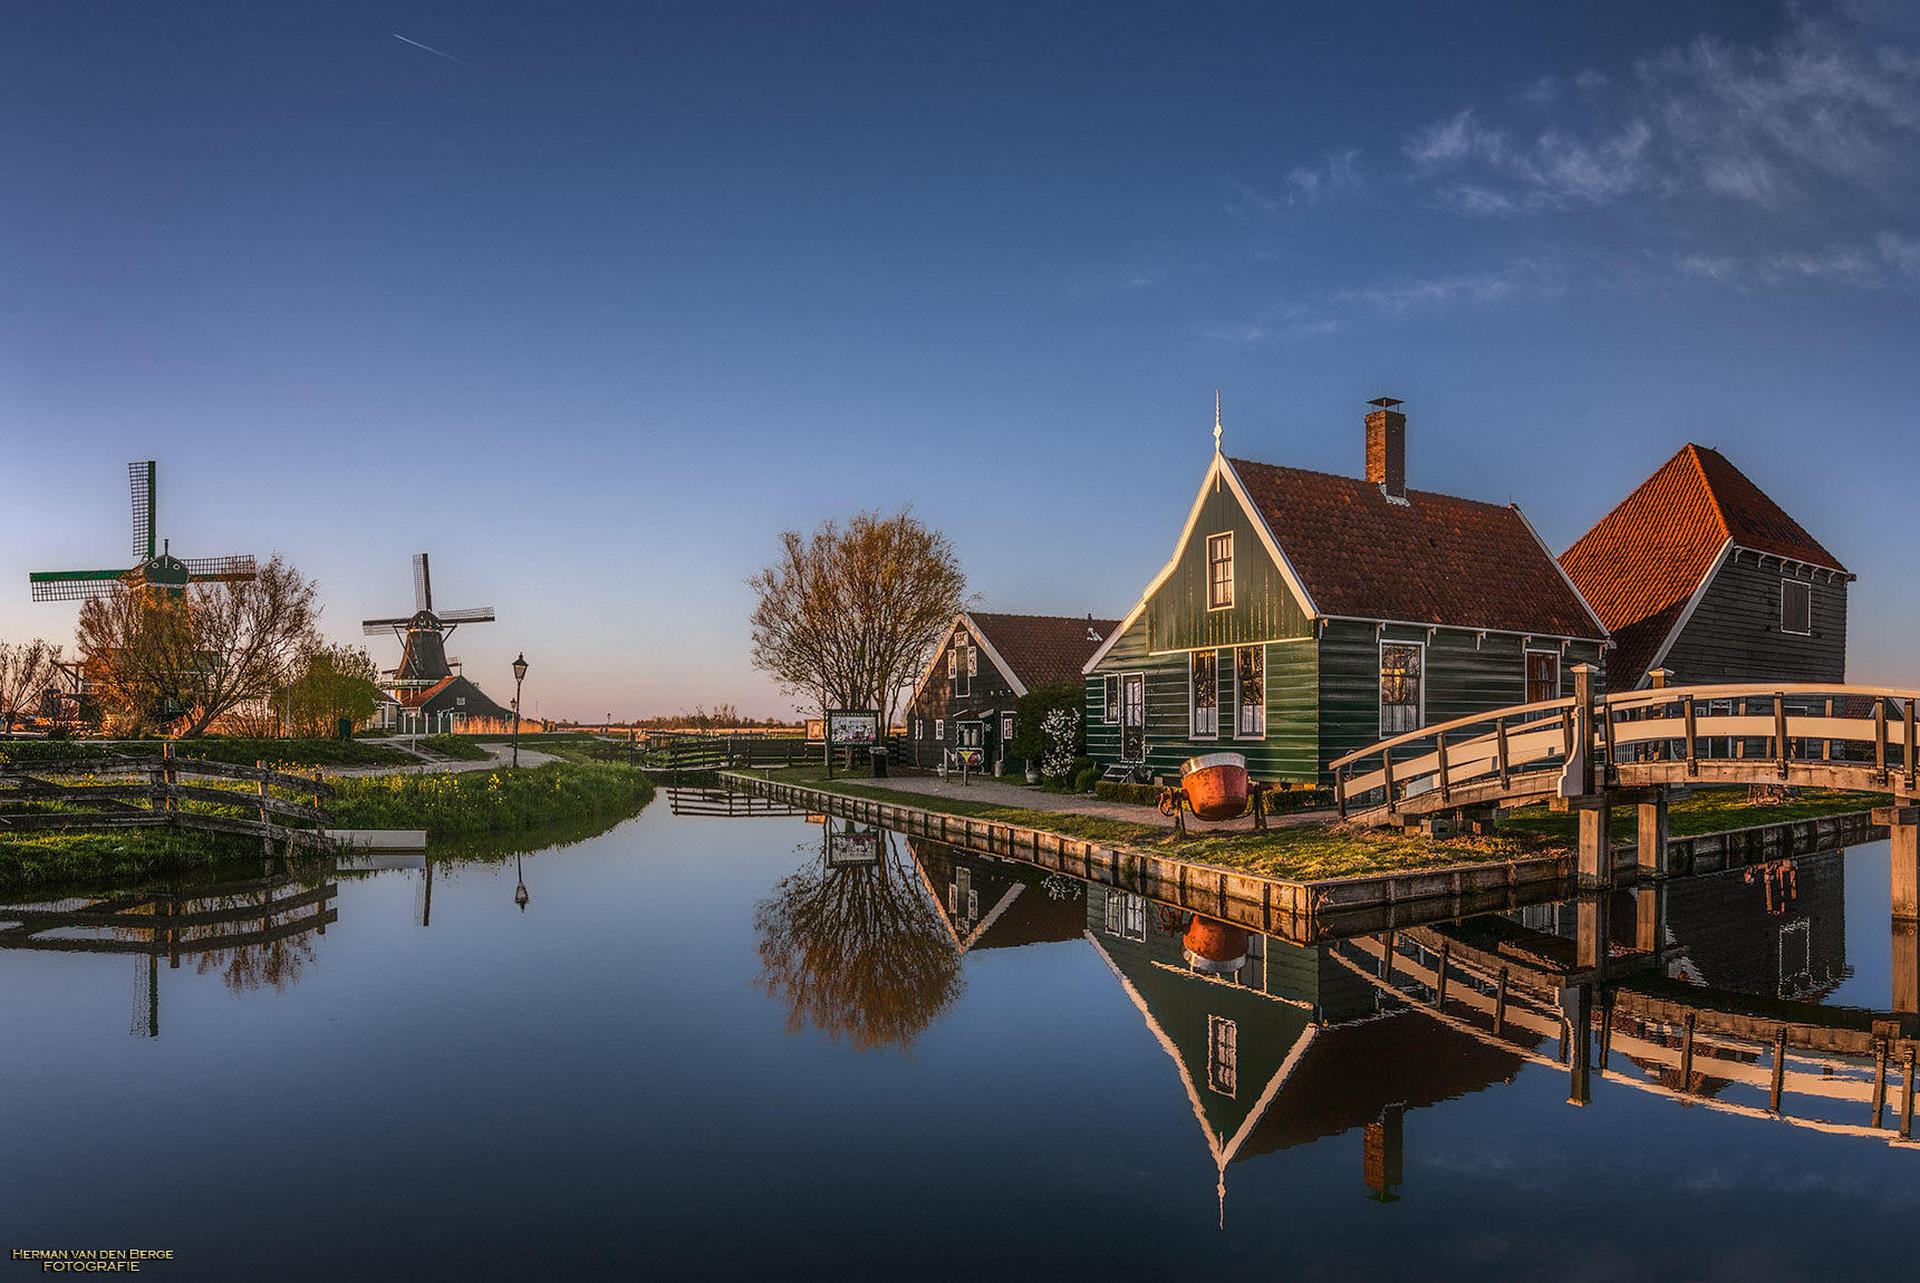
<box><xmin>511</xmin><ymin>652</ymin><xmax>529</xmax><ymax>768</ymax></box>
<box><xmin>514</xmin><ymin>850</ymin><xmax>529</xmax><ymax>912</ymax></box>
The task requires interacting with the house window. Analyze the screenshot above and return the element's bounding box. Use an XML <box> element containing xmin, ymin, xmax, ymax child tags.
<box><xmin>1781</xmin><ymin>580</ymin><xmax>1812</xmax><ymax>635</ymax></box>
<box><xmin>1190</xmin><ymin>651</ymin><xmax>1219</xmax><ymax>738</ymax></box>
<box><xmin>1104</xmin><ymin>891</ymin><xmax>1145</xmax><ymax>940</ymax></box>
<box><xmin>1234</xmin><ymin>646</ymin><xmax>1264</xmax><ymax>738</ymax></box>
<box><xmin>1001</xmin><ymin>712</ymin><xmax>1014</xmax><ymax>744</ymax></box>
<box><xmin>948</xmin><ymin>649</ymin><xmax>956</xmax><ymax>678</ymax></box>
<box><xmin>1208</xmin><ymin>1016</ymin><xmax>1238</xmax><ymax>1096</ymax></box>
<box><xmin>1526</xmin><ymin>651</ymin><xmax>1560</xmax><ymax>705</ymax></box>
<box><xmin>1380</xmin><ymin>643</ymin><xmax>1423</xmax><ymax>736</ymax></box>
<box><xmin>1104</xmin><ymin>674</ymin><xmax>1121</xmax><ymax>724</ymax></box>
<box><xmin>968</xmin><ymin>645</ymin><xmax>977</xmax><ymax>678</ymax></box>
<box><xmin>953</xmin><ymin>639</ymin><xmax>970</xmax><ymax>697</ymax></box>
<box><xmin>934</xmin><ymin>718</ymin><xmax>944</xmax><ymax>742</ymax></box>
<box><xmin>1206</xmin><ymin>533</ymin><xmax>1234</xmax><ymax>609</ymax></box>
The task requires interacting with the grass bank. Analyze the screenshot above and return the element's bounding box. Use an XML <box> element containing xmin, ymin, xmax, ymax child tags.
<box><xmin>414</xmin><ymin>735</ymin><xmax>494</xmax><ymax>762</ymax></box>
<box><xmin>0</xmin><ymin>828</ymin><xmax>267</xmax><ymax>896</ymax></box>
<box><xmin>1500</xmin><ymin>786</ymin><xmax>1884</xmax><ymax>841</ymax></box>
<box><xmin>331</xmin><ymin>760</ymin><xmax>655</xmax><ymax>838</ymax></box>
<box><xmin>738</xmin><ymin>767</ymin><xmax>1556</xmax><ymax>882</ymax></box>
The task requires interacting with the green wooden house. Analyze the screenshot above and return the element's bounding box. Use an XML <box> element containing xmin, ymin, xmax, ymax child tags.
<box><xmin>1083</xmin><ymin>399</ymin><xmax>1609</xmax><ymax>783</ymax></box>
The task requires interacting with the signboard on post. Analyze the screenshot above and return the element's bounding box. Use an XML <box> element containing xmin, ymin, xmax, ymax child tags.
<box><xmin>825</xmin><ymin>709</ymin><xmax>880</xmax><ymax>779</ymax></box>
<box><xmin>825</xmin><ymin>823</ymin><xmax>882</xmax><ymax>868</ymax></box>
<box><xmin>804</xmin><ymin>719</ymin><xmax>826</xmax><ymax>744</ymax></box>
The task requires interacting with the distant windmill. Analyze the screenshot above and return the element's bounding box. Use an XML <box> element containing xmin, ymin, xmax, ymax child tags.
<box><xmin>362</xmin><ymin>553</ymin><xmax>496</xmax><ymax>688</ymax></box>
<box><xmin>29</xmin><ymin>461</ymin><xmax>257</xmax><ymax>601</ymax></box>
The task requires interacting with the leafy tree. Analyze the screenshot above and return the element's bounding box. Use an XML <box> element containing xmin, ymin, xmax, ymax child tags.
<box><xmin>76</xmin><ymin>556</ymin><xmax>321</xmax><ymax>738</ymax></box>
<box><xmin>1010</xmin><ymin>681</ymin><xmax>1085</xmax><ymax>766</ymax></box>
<box><xmin>0</xmin><ymin>638</ymin><xmax>62</xmax><ymax>735</ymax></box>
<box><xmin>748</xmin><ymin>508</ymin><xmax>966</xmax><ymax>728</ymax></box>
<box><xmin>752</xmin><ymin>831</ymin><xmax>962</xmax><ymax>1053</ymax></box>
<box><xmin>271</xmin><ymin>644</ymin><xmax>384</xmax><ymax>738</ymax></box>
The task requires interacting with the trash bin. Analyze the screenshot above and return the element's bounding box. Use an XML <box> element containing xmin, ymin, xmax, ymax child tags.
<box><xmin>871</xmin><ymin>746</ymin><xmax>888</xmax><ymax>778</ymax></box>
<box><xmin>336</xmin><ymin>717</ymin><xmax>353</xmax><ymax>741</ymax></box>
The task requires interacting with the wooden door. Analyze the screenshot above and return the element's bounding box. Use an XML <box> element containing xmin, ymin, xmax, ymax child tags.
<box><xmin>1121</xmin><ymin>674</ymin><xmax>1145</xmax><ymax>762</ymax></box>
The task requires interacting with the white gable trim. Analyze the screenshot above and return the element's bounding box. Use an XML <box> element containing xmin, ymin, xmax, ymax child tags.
<box><xmin>1512</xmin><ymin>504</ymin><xmax>1610</xmax><ymax>640</ymax></box>
<box><xmin>1640</xmin><ymin>538</ymin><xmax>1734</xmax><ymax>688</ymax></box>
<box><xmin>965</xmin><ymin>615</ymin><xmax>1029</xmax><ymax>698</ymax></box>
<box><xmin>1082</xmin><ymin>455</ymin><xmax>1319</xmax><ymax>675</ymax></box>
<box><xmin>908</xmin><ymin>612</ymin><xmax>1037</xmax><ymax>710</ymax></box>
<box><xmin>907</xmin><ymin>614</ymin><xmax>969</xmax><ymax>712</ymax></box>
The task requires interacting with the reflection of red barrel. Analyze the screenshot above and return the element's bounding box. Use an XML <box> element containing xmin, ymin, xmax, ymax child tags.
<box><xmin>1183</xmin><ymin>916</ymin><xmax>1250</xmax><ymax>974</ymax></box>
<box><xmin>1180</xmin><ymin>752</ymin><xmax>1249</xmax><ymax>820</ymax></box>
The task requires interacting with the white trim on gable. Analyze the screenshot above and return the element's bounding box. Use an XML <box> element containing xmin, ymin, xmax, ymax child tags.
<box><xmin>965</xmin><ymin>617</ymin><xmax>1028</xmax><ymax>698</ymax></box>
<box><xmin>1640</xmin><ymin>538</ymin><xmax>1734</xmax><ymax>688</ymax></box>
<box><xmin>1083</xmin><ymin>454</ymin><xmax>1320</xmax><ymax>675</ymax></box>
<box><xmin>908</xmin><ymin>614</ymin><xmax>970</xmax><ymax>712</ymax></box>
<box><xmin>1512</xmin><ymin>503</ymin><xmax>1611</xmax><ymax>640</ymax></box>
<box><xmin>907</xmin><ymin>611</ymin><xmax>1037</xmax><ymax>712</ymax></box>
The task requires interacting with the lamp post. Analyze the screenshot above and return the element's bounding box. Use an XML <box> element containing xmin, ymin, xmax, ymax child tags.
<box><xmin>514</xmin><ymin>850</ymin><xmax>529</xmax><ymax>912</ymax></box>
<box><xmin>511</xmin><ymin>652</ymin><xmax>529</xmax><ymax>768</ymax></box>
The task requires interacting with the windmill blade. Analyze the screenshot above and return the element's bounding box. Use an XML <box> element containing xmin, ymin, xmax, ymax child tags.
<box><xmin>363</xmin><ymin>617</ymin><xmax>412</xmax><ymax>635</ymax></box>
<box><xmin>413</xmin><ymin>553</ymin><xmax>432</xmax><ymax>613</ymax></box>
<box><xmin>30</xmin><ymin>570</ymin><xmax>129</xmax><ymax>602</ymax></box>
<box><xmin>183</xmin><ymin>554</ymin><xmax>257</xmax><ymax>583</ymax></box>
<box><xmin>129</xmin><ymin>461</ymin><xmax>155</xmax><ymax>562</ymax></box>
<box><xmin>437</xmin><ymin>606</ymin><xmax>496</xmax><ymax>623</ymax></box>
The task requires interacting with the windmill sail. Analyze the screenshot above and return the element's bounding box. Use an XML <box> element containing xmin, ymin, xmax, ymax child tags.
<box><xmin>414</xmin><ymin>553</ymin><xmax>432</xmax><ymax>614</ymax></box>
<box><xmin>29</xmin><ymin>570</ymin><xmax>129</xmax><ymax>602</ymax></box>
<box><xmin>436</xmin><ymin>606</ymin><xmax>496</xmax><ymax>623</ymax></box>
<box><xmin>182</xmin><ymin>554</ymin><xmax>258</xmax><ymax>583</ymax></box>
<box><xmin>130</xmin><ymin>461</ymin><xmax>155</xmax><ymax>562</ymax></box>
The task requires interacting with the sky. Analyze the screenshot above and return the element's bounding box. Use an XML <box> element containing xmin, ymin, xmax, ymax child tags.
<box><xmin>3</xmin><ymin>1</ymin><xmax>1917</xmax><ymax>720</ymax></box>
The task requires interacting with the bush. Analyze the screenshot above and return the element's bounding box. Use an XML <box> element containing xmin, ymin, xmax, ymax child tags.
<box><xmin>1070</xmin><ymin>759</ymin><xmax>1099</xmax><ymax>793</ymax></box>
<box><xmin>1096</xmin><ymin>780</ymin><xmax>1164</xmax><ymax>807</ymax></box>
<box><xmin>1010</xmin><ymin>682</ymin><xmax>1084</xmax><ymax>765</ymax></box>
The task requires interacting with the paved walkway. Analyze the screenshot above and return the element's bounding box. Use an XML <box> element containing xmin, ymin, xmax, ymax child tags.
<box><xmin>319</xmin><ymin>740</ymin><xmax>559</xmax><ymax>778</ymax></box>
<box><xmin>855</xmin><ymin>770</ymin><xmax>1335</xmax><ymax>832</ymax></box>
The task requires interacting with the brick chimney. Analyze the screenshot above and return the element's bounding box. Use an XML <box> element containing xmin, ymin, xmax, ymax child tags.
<box><xmin>1365</xmin><ymin>397</ymin><xmax>1406</xmax><ymax>502</ymax></box>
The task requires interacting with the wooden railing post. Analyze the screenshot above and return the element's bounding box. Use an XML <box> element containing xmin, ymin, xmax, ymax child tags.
<box><xmin>1683</xmin><ymin>695</ymin><xmax>1698</xmax><ymax>777</ymax></box>
<box><xmin>257</xmin><ymin>759</ymin><xmax>271</xmax><ymax>855</ymax></box>
<box><xmin>1876</xmin><ymin>699</ymin><xmax>1889</xmax><ymax>786</ymax></box>
<box><xmin>1435</xmin><ymin>731</ymin><xmax>1451</xmax><ymax>804</ymax></box>
<box><xmin>1906</xmin><ymin>698</ymin><xmax>1917</xmax><ymax>793</ymax></box>
<box><xmin>1495</xmin><ymin>717</ymin><xmax>1510</xmax><ymax>787</ymax></box>
<box><xmin>1381</xmin><ymin>749</ymin><xmax>1397</xmax><ymax>817</ymax></box>
<box><xmin>162</xmin><ymin>741</ymin><xmax>177</xmax><ymax>825</ymax></box>
<box><xmin>1774</xmin><ymin>693</ymin><xmax>1789</xmax><ymax>780</ymax></box>
<box><xmin>1334</xmin><ymin>763</ymin><xmax>1348</xmax><ymax>821</ymax></box>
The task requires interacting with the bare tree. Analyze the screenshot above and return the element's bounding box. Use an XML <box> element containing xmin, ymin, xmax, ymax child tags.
<box><xmin>0</xmin><ymin>639</ymin><xmax>62</xmax><ymax>735</ymax></box>
<box><xmin>748</xmin><ymin>508</ymin><xmax>966</xmax><ymax>727</ymax></box>
<box><xmin>76</xmin><ymin>556</ymin><xmax>321</xmax><ymax>738</ymax></box>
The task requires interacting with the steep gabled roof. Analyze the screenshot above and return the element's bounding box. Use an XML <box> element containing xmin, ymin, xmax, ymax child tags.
<box><xmin>968</xmin><ymin>612</ymin><xmax>1118</xmax><ymax>692</ymax></box>
<box><xmin>1227</xmin><ymin>457</ymin><xmax>1606</xmax><ymax>639</ymax></box>
<box><xmin>1560</xmin><ymin>444</ymin><xmax>1847</xmax><ymax>685</ymax></box>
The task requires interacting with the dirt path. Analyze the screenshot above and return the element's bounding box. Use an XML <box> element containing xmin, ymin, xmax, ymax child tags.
<box><xmin>850</xmin><ymin>770</ymin><xmax>1335</xmax><ymax>832</ymax></box>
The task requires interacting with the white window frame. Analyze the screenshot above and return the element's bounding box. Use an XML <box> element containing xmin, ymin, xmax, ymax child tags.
<box><xmin>1104</xmin><ymin>890</ymin><xmax>1146</xmax><ymax>941</ymax></box>
<box><xmin>1206</xmin><ymin>532</ymin><xmax>1234</xmax><ymax>611</ymax></box>
<box><xmin>953</xmin><ymin>639</ymin><xmax>970</xmax><ymax>697</ymax></box>
<box><xmin>947</xmin><ymin>650</ymin><xmax>956</xmax><ymax>678</ymax></box>
<box><xmin>1189</xmin><ymin>650</ymin><xmax>1220</xmax><ymax>740</ymax></box>
<box><xmin>1780</xmin><ymin>578</ymin><xmax>1812</xmax><ymax>636</ymax></box>
<box><xmin>934</xmin><ymin>718</ymin><xmax>944</xmax><ymax>742</ymax></box>
<box><xmin>1103</xmin><ymin>674</ymin><xmax>1121</xmax><ymax>724</ymax></box>
<box><xmin>1207</xmin><ymin>1015</ymin><xmax>1238</xmax><ymax>1096</ymax></box>
<box><xmin>1378</xmin><ymin>639</ymin><xmax>1426</xmax><ymax>737</ymax></box>
<box><xmin>1524</xmin><ymin>648</ymin><xmax>1561</xmax><ymax>705</ymax></box>
<box><xmin>1233</xmin><ymin>645</ymin><xmax>1266</xmax><ymax>740</ymax></box>
<box><xmin>968</xmin><ymin>645</ymin><xmax>977</xmax><ymax>678</ymax></box>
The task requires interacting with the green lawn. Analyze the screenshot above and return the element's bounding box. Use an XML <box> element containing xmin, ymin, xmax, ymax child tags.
<box><xmin>330</xmin><ymin>760</ymin><xmax>655</xmax><ymax>838</ymax></box>
<box><xmin>0</xmin><ymin>737</ymin><xmax>415</xmax><ymax>769</ymax></box>
<box><xmin>1500</xmin><ymin>786</ymin><xmax>1883</xmax><ymax>842</ymax></box>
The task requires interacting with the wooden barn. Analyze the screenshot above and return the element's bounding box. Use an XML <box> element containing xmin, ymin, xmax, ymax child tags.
<box><xmin>1083</xmin><ymin>399</ymin><xmax>1609</xmax><ymax>783</ymax></box>
<box><xmin>1560</xmin><ymin>443</ymin><xmax>1851</xmax><ymax>691</ymax></box>
<box><xmin>902</xmin><ymin>611</ymin><xmax>1118</xmax><ymax>774</ymax></box>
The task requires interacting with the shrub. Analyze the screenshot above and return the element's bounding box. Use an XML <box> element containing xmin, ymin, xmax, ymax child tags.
<box><xmin>1070</xmin><ymin>759</ymin><xmax>1099</xmax><ymax>793</ymax></box>
<box><xmin>1010</xmin><ymin>681</ymin><xmax>1084</xmax><ymax>765</ymax></box>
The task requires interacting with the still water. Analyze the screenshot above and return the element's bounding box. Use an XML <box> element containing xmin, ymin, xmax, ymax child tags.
<box><xmin>3</xmin><ymin>791</ymin><xmax>1915</xmax><ymax>1281</ymax></box>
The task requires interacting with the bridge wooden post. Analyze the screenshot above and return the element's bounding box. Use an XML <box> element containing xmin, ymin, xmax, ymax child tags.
<box><xmin>1636</xmin><ymin>792</ymin><xmax>1670</xmax><ymax>878</ymax></box>
<box><xmin>1875</xmin><ymin>805</ymin><xmax>1918</xmax><ymax>921</ymax></box>
<box><xmin>1578</xmin><ymin>805</ymin><xmax>1612</xmax><ymax>888</ymax></box>
<box><xmin>1576</xmin><ymin>892</ymin><xmax>1609</xmax><ymax>973</ymax></box>
<box><xmin>1635</xmin><ymin>880</ymin><xmax>1666</xmax><ymax>958</ymax></box>
<box><xmin>1892</xmin><ymin>917</ymin><xmax>1917</xmax><ymax>1018</ymax></box>
<box><xmin>1566</xmin><ymin>984</ymin><xmax>1593</xmax><ymax>1107</ymax></box>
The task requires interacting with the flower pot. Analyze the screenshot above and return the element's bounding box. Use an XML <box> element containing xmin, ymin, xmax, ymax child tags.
<box><xmin>1025</xmin><ymin>768</ymin><xmax>1041</xmax><ymax>785</ymax></box>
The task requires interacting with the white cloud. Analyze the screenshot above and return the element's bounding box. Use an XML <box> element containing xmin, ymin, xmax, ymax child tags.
<box><xmin>1212</xmin><ymin>259</ymin><xmax>1561</xmax><ymax>344</ymax></box>
<box><xmin>1673</xmin><ymin>228</ymin><xmax>1920</xmax><ymax>287</ymax></box>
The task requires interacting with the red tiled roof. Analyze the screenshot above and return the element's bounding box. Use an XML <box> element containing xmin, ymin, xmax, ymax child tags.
<box><xmin>1226</xmin><ymin>457</ymin><xmax>1605</xmax><ymax>639</ymax></box>
<box><xmin>1559</xmin><ymin>444</ymin><xmax>1845</xmax><ymax>684</ymax></box>
<box><xmin>395</xmin><ymin>675</ymin><xmax>457</xmax><ymax>708</ymax></box>
<box><xmin>969</xmin><ymin>611</ymin><xmax>1120</xmax><ymax>691</ymax></box>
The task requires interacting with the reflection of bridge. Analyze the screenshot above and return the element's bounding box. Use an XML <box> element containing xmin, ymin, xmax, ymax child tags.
<box><xmin>1331</xmin><ymin>671</ymin><xmax>1920</xmax><ymax>899</ymax></box>
<box><xmin>667</xmin><ymin>787</ymin><xmax>810</xmax><ymax>819</ymax></box>
<box><xmin>0</xmin><ymin>867</ymin><xmax>338</xmax><ymax>1036</ymax></box>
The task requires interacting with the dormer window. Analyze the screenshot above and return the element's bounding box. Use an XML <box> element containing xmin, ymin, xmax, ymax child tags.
<box><xmin>1206</xmin><ymin>533</ymin><xmax>1234</xmax><ymax>609</ymax></box>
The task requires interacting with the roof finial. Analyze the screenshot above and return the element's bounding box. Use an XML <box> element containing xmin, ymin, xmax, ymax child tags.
<box><xmin>1213</xmin><ymin>389</ymin><xmax>1223</xmax><ymax>454</ymax></box>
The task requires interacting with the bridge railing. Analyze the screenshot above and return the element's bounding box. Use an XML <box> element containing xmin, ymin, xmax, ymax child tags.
<box><xmin>1331</xmin><ymin>684</ymin><xmax>1920</xmax><ymax>824</ymax></box>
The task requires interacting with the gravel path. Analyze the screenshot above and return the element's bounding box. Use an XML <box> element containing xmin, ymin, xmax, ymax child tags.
<box><xmin>840</xmin><ymin>770</ymin><xmax>1335</xmax><ymax>832</ymax></box>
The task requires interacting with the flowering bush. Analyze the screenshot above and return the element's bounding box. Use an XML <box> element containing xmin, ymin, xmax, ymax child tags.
<box><xmin>1040</xmin><ymin>707</ymin><xmax>1081</xmax><ymax>782</ymax></box>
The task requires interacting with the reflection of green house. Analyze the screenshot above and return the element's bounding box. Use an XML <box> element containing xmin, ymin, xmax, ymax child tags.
<box><xmin>1084</xmin><ymin>885</ymin><xmax>1520</xmax><ymax>1212</ymax></box>
<box><xmin>907</xmin><ymin>838</ymin><xmax>1086</xmax><ymax>955</ymax></box>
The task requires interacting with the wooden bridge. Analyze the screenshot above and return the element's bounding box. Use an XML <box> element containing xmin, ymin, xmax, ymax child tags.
<box><xmin>1331</xmin><ymin>669</ymin><xmax>1920</xmax><ymax>899</ymax></box>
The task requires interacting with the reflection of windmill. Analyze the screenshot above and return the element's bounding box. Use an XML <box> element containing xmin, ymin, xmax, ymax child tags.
<box><xmin>29</xmin><ymin>461</ymin><xmax>257</xmax><ymax>601</ymax></box>
<box><xmin>362</xmin><ymin>553</ymin><xmax>495</xmax><ymax>688</ymax></box>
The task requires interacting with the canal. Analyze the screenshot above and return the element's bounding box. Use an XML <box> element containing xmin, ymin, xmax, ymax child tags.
<box><xmin>2</xmin><ymin>790</ymin><xmax>1915</xmax><ymax>1280</ymax></box>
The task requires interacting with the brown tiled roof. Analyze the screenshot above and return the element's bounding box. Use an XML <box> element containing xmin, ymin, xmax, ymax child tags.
<box><xmin>1226</xmin><ymin>457</ymin><xmax>1605</xmax><ymax>639</ymax></box>
<box><xmin>1559</xmin><ymin>444</ymin><xmax>1845</xmax><ymax>685</ymax></box>
<box><xmin>969</xmin><ymin>611</ymin><xmax>1120</xmax><ymax>691</ymax></box>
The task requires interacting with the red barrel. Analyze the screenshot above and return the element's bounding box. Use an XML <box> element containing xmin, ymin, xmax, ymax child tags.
<box><xmin>1183</xmin><ymin>916</ymin><xmax>1251</xmax><ymax>974</ymax></box>
<box><xmin>1180</xmin><ymin>751</ymin><xmax>1249</xmax><ymax>821</ymax></box>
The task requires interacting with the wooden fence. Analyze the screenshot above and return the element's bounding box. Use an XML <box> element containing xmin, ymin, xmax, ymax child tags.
<box><xmin>0</xmin><ymin>745</ymin><xmax>334</xmax><ymax>851</ymax></box>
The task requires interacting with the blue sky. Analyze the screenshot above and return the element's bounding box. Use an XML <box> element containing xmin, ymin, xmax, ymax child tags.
<box><xmin>3</xmin><ymin>1</ymin><xmax>1916</xmax><ymax>719</ymax></box>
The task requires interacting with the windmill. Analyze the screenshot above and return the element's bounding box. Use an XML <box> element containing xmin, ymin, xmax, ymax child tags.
<box><xmin>29</xmin><ymin>461</ymin><xmax>257</xmax><ymax>601</ymax></box>
<box><xmin>362</xmin><ymin>553</ymin><xmax>495</xmax><ymax>688</ymax></box>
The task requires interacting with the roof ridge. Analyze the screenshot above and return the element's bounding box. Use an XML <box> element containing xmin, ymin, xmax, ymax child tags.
<box><xmin>1681</xmin><ymin>443</ymin><xmax>1736</xmax><ymax>544</ymax></box>
<box><xmin>1227</xmin><ymin>454</ymin><xmax>1523</xmax><ymax>515</ymax></box>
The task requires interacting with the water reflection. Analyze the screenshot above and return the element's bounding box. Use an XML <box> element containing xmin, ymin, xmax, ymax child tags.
<box><xmin>752</xmin><ymin>824</ymin><xmax>962</xmax><ymax>1052</ymax></box>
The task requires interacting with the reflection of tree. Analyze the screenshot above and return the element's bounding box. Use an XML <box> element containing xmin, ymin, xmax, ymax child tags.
<box><xmin>753</xmin><ymin>832</ymin><xmax>963</xmax><ymax>1053</ymax></box>
<box><xmin>196</xmin><ymin>934</ymin><xmax>316</xmax><ymax>993</ymax></box>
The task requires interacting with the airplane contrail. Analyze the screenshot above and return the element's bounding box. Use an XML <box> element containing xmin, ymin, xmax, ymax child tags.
<box><xmin>392</xmin><ymin>32</ymin><xmax>473</xmax><ymax>68</ymax></box>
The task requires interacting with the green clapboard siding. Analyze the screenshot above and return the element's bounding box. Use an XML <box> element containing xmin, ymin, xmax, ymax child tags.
<box><xmin>1147</xmin><ymin>473</ymin><xmax>1312</xmax><ymax>654</ymax></box>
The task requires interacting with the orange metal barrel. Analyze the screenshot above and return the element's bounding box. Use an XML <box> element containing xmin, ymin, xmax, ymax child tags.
<box><xmin>1183</xmin><ymin>916</ymin><xmax>1251</xmax><ymax>974</ymax></box>
<box><xmin>1179</xmin><ymin>751</ymin><xmax>1249</xmax><ymax>820</ymax></box>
